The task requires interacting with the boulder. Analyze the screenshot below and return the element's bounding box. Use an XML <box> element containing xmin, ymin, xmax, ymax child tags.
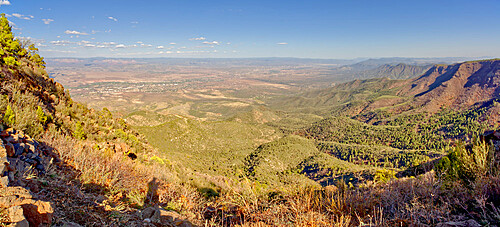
<box><xmin>141</xmin><ymin>207</ymin><xmax>194</xmax><ymax>226</ymax></box>
<box><xmin>0</xmin><ymin>128</ymin><xmax>14</xmax><ymax>137</ymax></box>
<box><xmin>7</xmin><ymin>205</ymin><xmax>29</xmax><ymax>227</ymax></box>
<box><xmin>436</xmin><ymin>220</ymin><xmax>481</xmax><ymax>227</ymax></box>
<box><xmin>5</xmin><ymin>142</ymin><xmax>15</xmax><ymax>157</ymax></box>
<box><xmin>159</xmin><ymin>208</ymin><xmax>192</xmax><ymax>226</ymax></box>
<box><xmin>141</xmin><ymin>207</ymin><xmax>156</xmax><ymax>220</ymax></box>
<box><xmin>0</xmin><ymin>176</ymin><xmax>8</xmax><ymax>188</ymax></box>
<box><xmin>21</xmin><ymin>200</ymin><xmax>54</xmax><ymax>226</ymax></box>
<box><xmin>5</xmin><ymin>134</ymin><xmax>19</xmax><ymax>144</ymax></box>
<box><xmin>0</xmin><ymin>187</ymin><xmax>33</xmax><ymax>208</ymax></box>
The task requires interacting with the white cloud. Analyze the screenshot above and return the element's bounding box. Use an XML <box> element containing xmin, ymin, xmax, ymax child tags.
<box><xmin>169</xmin><ymin>42</ymin><xmax>176</xmax><ymax>45</ymax></box>
<box><xmin>131</xmin><ymin>21</ymin><xmax>139</xmax><ymax>24</ymax></box>
<box><xmin>189</xmin><ymin>37</ymin><xmax>206</xmax><ymax>41</ymax></box>
<box><xmin>0</xmin><ymin>0</ymin><xmax>11</xmax><ymax>6</ymax></box>
<box><xmin>277</xmin><ymin>42</ymin><xmax>288</xmax><ymax>45</ymax></box>
<box><xmin>8</xmin><ymin>13</ymin><xmax>34</xmax><ymax>20</ymax></box>
<box><xmin>108</xmin><ymin>16</ymin><xmax>118</xmax><ymax>22</ymax></box>
<box><xmin>115</xmin><ymin>44</ymin><xmax>126</xmax><ymax>48</ymax></box>
<box><xmin>84</xmin><ymin>44</ymin><xmax>96</xmax><ymax>47</ymax></box>
<box><xmin>65</xmin><ymin>30</ymin><xmax>88</xmax><ymax>35</ymax></box>
<box><xmin>42</xmin><ymin>19</ymin><xmax>54</xmax><ymax>24</ymax></box>
<box><xmin>136</xmin><ymin>41</ymin><xmax>143</xmax><ymax>44</ymax></box>
<box><xmin>157</xmin><ymin>46</ymin><xmax>164</xmax><ymax>49</ymax></box>
<box><xmin>41</xmin><ymin>49</ymin><xmax>77</xmax><ymax>53</ymax></box>
<box><xmin>202</xmin><ymin>41</ymin><xmax>219</xmax><ymax>45</ymax></box>
<box><xmin>50</xmin><ymin>40</ymin><xmax>72</xmax><ymax>46</ymax></box>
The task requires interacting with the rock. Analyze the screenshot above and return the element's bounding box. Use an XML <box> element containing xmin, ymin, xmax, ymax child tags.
<box><xmin>5</xmin><ymin>134</ymin><xmax>19</xmax><ymax>144</ymax></box>
<box><xmin>436</xmin><ymin>220</ymin><xmax>481</xmax><ymax>227</ymax></box>
<box><xmin>7</xmin><ymin>205</ymin><xmax>29</xmax><ymax>227</ymax></box>
<box><xmin>14</xmin><ymin>143</ymin><xmax>25</xmax><ymax>156</ymax></box>
<box><xmin>0</xmin><ymin>128</ymin><xmax>14</xmax><ymax>137</ymax></box>
<box><xmin>49</xmin><ymin>94</ymin><xmax>57</xmax><ymax>103</ymax></box>
<box><xmin>141</xmin><ymin>207</ymin><xmax>155</xmax><ymax>219</ymax></box>
<box><xmin>60</xmin><ymin>221</ymin><xmax>83</xmax><ymax>227</ymax></box>
<box><xmin>5</xmin><ymin>143</ymin><xmax>15</xmax><ymax>157</ymax></box>
<box><xmin>141</xmin><ymin>206</ymin><xmax>159</xmax><ymax>221</ymax></box>
<box><xmin>1</xmin><ymin>140</ymin><xmax>9</xmax><ymax>175</ymax></box>
<box><xmin>159</xmin><ymin>208</ymin><xmax>183</xmax><ymax>224</ymax></box>
<box><xmin>0</xmin><ymin>176</ymin><xmax>8</xmax><ymax>188</ymax></box>
<box><xmin>25</xmin><ymin>143</ymin><xmax>35</xmax><ymax>153</ymax></box>
<box><xmin>21</xmin><ymin>200</ymin><xmax>54</xmax><ymax>227</ymax></box>
<box><xmin>0</xmin><ymin>140</ymin><xmax>6</xmax><ymax>157</ymax></box>
<box><xmin>141</xmin><ymin>207</ymin><xmax>194</xmax><ymax>226</ymax></box>
<box><xmin>0</xmin><ymin>187</ymin><xmax>33</xmax><ymax>207</ymax></box>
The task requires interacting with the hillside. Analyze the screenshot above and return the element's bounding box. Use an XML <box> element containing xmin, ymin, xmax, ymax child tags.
<box><xmin>361</xmin><ymin>63</ymin><xmax>432</xmax><ymax>80</ymax></box>
<box><xmin>400</xmin><ymin>60</ymin><xmax>500</xmax><ymax>112</ymax></box>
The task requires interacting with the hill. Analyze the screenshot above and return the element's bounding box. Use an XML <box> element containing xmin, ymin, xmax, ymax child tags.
<box><xmin>400</xmin><ymin>60</ymin><xmax>500</xmax><ymax>112</ymax></box>
<box><xmin>360</xmin><ymin>63</ymin><xmax>432</xmax><ymax>80</ymax></box>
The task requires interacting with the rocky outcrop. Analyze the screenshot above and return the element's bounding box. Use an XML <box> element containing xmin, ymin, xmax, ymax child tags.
<box><xmin>0</xmin><ymin>128</ymin><xmax>54</xmax><ymax>226</ymax></box>
<box><xmin>141</xmin><ymin>206</ymin><xmax>194</xmax><ymax>227</ymax></box>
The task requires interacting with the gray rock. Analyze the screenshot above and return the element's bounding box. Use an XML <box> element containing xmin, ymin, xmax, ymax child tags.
<box><xmin>60</xmin><ymin>221</ymin><xmax>83</xmax><ymax>227</ymax></box>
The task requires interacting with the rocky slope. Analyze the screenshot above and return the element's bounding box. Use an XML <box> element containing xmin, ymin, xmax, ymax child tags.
<box><xmin>400</xmin><ymin>59</ymin><xmax>500</xmax><ymax>112</ymax></box>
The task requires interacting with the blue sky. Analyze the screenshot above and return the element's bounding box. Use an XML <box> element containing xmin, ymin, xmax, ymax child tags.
<box><xmin>1</xmin><ymin>0</ymin><xmax>499</xmax><ymax>59</ymax></box>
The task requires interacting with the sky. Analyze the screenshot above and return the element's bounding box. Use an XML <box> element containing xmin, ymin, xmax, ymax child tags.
<box><xmin>1</xmin><ymin>0</ymin><xmax>499</xmax><ymax>59</ymax></box>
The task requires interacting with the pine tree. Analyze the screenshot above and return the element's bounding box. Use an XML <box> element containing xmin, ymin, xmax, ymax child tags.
<box><xmin>0</xmin><ymin>13</ymin><xmax>25</xmax><ymax>67</ymax></box>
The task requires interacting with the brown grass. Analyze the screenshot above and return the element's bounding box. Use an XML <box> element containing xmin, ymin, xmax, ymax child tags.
<box><xmin>24</xmin><ymin>131</ymin><xmax>500</xmax><ymax>226</ymax></box>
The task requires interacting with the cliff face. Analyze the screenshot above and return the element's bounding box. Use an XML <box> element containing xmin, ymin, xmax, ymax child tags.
<box><xmin>398</xmin><ymin>60</ymin><xmax>500</xmax><ymax>112</ymax></box>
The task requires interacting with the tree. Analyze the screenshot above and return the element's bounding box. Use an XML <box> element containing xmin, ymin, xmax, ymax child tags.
<box><xmin>0</xmin><ymin>14</ymin><xmax>44</xmax><ymax>68</ymax></box>
<box><xmin>0</xmin><ymin>13</ymin><xmax>24</xmax><ymax>67</ymax></box>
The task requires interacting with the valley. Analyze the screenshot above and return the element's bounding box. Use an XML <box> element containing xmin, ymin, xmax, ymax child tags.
<box><xmin>46</xmin><ymin>57</ymin><xmax>500</xmax><ymax>190</ymax></box>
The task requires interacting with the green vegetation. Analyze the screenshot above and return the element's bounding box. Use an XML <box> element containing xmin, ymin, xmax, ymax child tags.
<box><xmin>373</xmin><ymin>168</ymin><xmax>396</xmax><ymax>183</ymax></box>
<box><xmin>435</xmin><ymin>137</ymin><xmax>498</xmax><ymax>185</ymax></box>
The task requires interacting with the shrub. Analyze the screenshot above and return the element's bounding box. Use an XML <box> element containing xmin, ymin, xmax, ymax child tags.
<box><xmin>3</xmin><ymin>105</ymin><xmax>15</xmax><ymax>125</ymax></box>
<box><xmin>36</xmin><ymin>106</ymin><xmax>50</xmax><ymax>124</ymax></box>
<box><xmin>435</xmin><ymin>137</ymin><xmax>496</xmax><ymax>185</ymax></box>
<box><xmin>73</xmin><ymin>121</ymin><xmax>86</xmax><ymax>140</ymax></box>
<box><xmin>374</xmin><ymin>169</ymin><xmax>396</xmax><ymax>183</ymax></box>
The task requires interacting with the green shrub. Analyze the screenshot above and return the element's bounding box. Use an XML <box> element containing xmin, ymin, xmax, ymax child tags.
<box><xmin>3</xmin><ymin>105</ymin><xmax>15</xmax><ymax>125</ymax></box>
<box><xmin>435</xmin><ymin>137</ymin><xmax>496</xmax><ymax>185</ymax></box>
<box><xmin>36</xmin><ymin>106</ymin><xmax>50</xmax><ymax>124</ymax></box>
<box><xmin>73</xmin><ymin>121</ymin><xmax>86</xmax><ymax>140</ymax></box>
<box><xmin>374</xmin><ymin>169</ymin><xmax>395</xmax><ymax>183</ymax></box>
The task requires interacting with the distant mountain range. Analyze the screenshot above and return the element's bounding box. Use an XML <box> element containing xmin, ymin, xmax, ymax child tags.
<box><xmin>46</xmin><ymin>56</ymin><xmax>490</xmax><ymax>68</ymax></box>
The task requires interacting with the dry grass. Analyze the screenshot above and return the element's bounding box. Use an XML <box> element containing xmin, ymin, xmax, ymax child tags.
<box><xmin>23</xmin><ymin>131</ymin><xmax>499</xmax><ymax>226</ymax></box>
